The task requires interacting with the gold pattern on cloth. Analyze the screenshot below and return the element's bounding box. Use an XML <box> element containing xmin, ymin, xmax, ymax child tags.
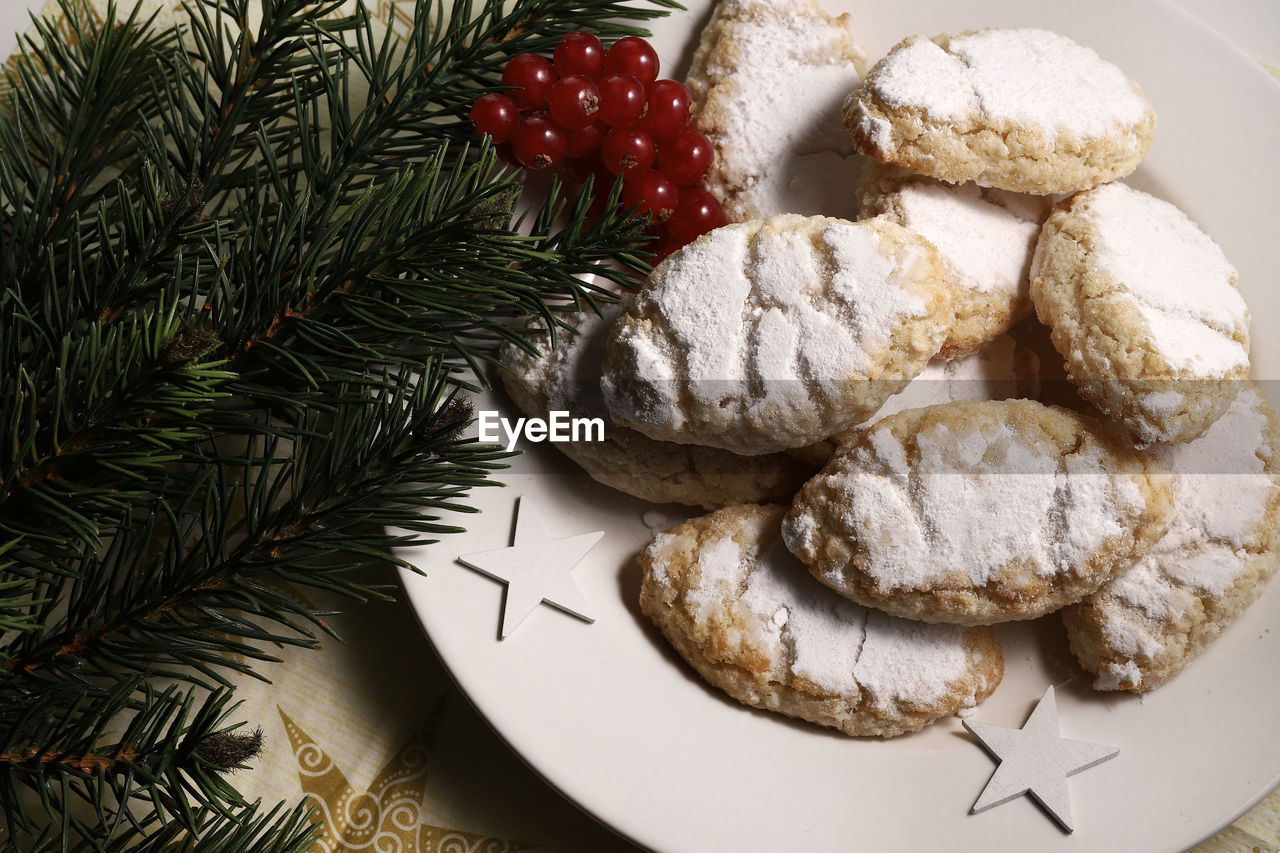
<box><xmin>279</xmin><ymin>699</ymin><xmax>532</xmax><ymax>853</ymax></box>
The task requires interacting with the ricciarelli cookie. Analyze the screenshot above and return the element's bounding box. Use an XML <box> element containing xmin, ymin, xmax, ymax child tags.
<box><xmin>499</xmin><ymin>305</ymin><xmax>816</xmax><ymax>506</ymax></box>
<box><xmin>600</xmin><ymin>213</ymin><xmax>954</xmax><ymax>455</ymax></box>
<box><xmin>844</xmin><ymin>29</ymin><xmax>1156</xmax><ymax>193</ymax></box>
<box><xmin>783</xmin><ymin>399</ymin><xmax>1174</xmax><ymax>625</ymax></box>
<box><xmin>1063</xmin><ymin>385</ymin><xmax>1280</xmax><ymax>691</ymax></box>
<box><xmin>686</xmin><ymin>0</ymin><xmax>868</xmax><ymax>222</ymax></box>
<box><xmin>856</xmin><ymin>162</ymin><xmax>1050</xmax><ymax>358</ymax></box>
<box><xmin>1031</xmin><ymin>182</ymin><xmax>1250</xmax><ymax>446</ymax></box>
<box><xmin>639</xmin><ymin>503</ymin><xmax>1003</xmax><ymax>737</ymax></box>
<box><xmin>825</xmin><ymin>331</ymin><xmax>1040</xmax><ymax>451</ymax></box>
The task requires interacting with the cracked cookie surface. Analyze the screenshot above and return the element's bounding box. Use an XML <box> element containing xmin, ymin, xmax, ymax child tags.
<box><xmin>1063</xmin><ymin>385</ymin><xmax>1280</xmax><ymax>691</ymax></box>
<box><xmin>844</xmin><ymin>28</ymin><xmax>1155</xmax><ymax>193</ymax></box>
<box><xmin>783</xmin><ymin>399</ymin><xmax>1174</xmax><ymax>625</ymax></box>
<box><xmin>600</xmin><ymin>213</ymin><xmax>954</xmax><ymax>455</ymax></box>
<box><xmin>499</xmin><ymin>305</ymin><xmax>817</xmax><ymax>506</ymax></box>
<box><xmin>686</xmin><ymin>0</ymin><xmax>868</xmax><ymax>222</ymax></box>
<box><xmin>638</xmin><ymin>503</ymin><xmax>1003</xmax><ymax>737</ymax></box>
<box><xmin>826</xmin><ymin>331</ymin><xmax>1040</xmax><ymax>452</ymax></box>
<box><xmin>1031</xmin><ymin>182</ymin><xmax>1250</xmax><ymax>446</ymax></box>
<box><xmin>856</xmin><ymin>162</ymin><xmax>1050</xmax><ymax>358</ymax></box>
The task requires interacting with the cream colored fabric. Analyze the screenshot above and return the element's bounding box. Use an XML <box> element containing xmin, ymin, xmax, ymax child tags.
<box><xmin>228</xmin><ymin>580</ymin><xmax>625</xmax><ymax>851</ymax></box>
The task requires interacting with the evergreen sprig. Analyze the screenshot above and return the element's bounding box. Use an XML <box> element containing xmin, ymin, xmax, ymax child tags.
<box><xmin>0</xmin><ymin>0</ymin><xmax>677</xmax><ymax>846</ymax></box>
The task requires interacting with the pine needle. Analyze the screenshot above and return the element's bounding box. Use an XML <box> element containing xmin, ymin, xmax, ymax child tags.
<box><xmin>0</xmin><ymin>0</ymin><xmax>673</xmax><ymax>844</ymax></box>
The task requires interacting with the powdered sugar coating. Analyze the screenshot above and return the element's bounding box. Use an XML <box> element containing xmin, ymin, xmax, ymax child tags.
<box><xmin>844</xmin><ymin>29</ymin><xmax>1155</xmax><ymax>193</ymax></box>
<box><xmin>882</xmin><ymin>183</ymin><xmax>1041</xmax><ymax>297</ymax></box>
<box><xmin>692</xmin><ymin>533</ymin><xmax>870</xmax><ymax>694</ymax></box>
<box><xmin>601</xmin><ymin>214</ymin><xmax>953</xmax><ymax>454</ymax></box>
<box><xmin>854</xmin><ymin>610</ymin><xmax>983</xmax><ymax>712</ymax></box>
<box><xmin>637</xmin><ymin>504</ymin><xmax>1002</xmax><ymax>736</ymax></box>
<box><xmin>871</xmin><ymin>30</ymin><xmax>1148</xmax><ymax>138</ymax></box>
<box><xmin>826</xmin><ymin>421</ymin><xmax>1138</xmax><ymax>589</ymax></box>
<box><xmin>1087</xmin><ymin>183</ymin><xmax>1248</xmax><ymax>375</ymax></box>
<box><xmin>1031</xmin><ymin>183</ymin><xmax>1250</xmax><ymax>446</ymax></box>
<box><xmin>857</xmin><ymin>163</ymin><xmax>1050</xmax><ymax>356</ymax></box>
<box><xmin>694</xmin><ymin>534</ymin><xmax>979</xmax><ymax>705</ymax></box>
<box><xmin>1152</xmin><ymin>389</ymin><xmax>1275</xmax><ymax>551</ymax></box>
<box><xmin>499</xmin><ymin>304</ymin><xmax>815</xmax><ymax>506</ymax></box>
<box><xmin>808</xmin><ymin>336</ymin><xmax>1038</xmax><ymax>468</ymax></box>
<box><xmin>785</xmin><ymin>400</ymin><xmax>1174</xmax><ymax>624</ymax></box>
<box><xmin>869</xmin><ymin>37</ymin><xmax>973</xmax><ymax>121</ymax></box>
<box><xmin>1065</xmin><ymin>387</ymin><xmax>1280</xmax><ymax>691</ymax></box>
<box><xmin>686</xmin><ymin>0</ymin><xmax>868</xmax><ymax>221</ymax></box>
<box><xmin>858</xmin><ymin>334</ymin><xmax>1039</xmax><ymax>428</ymax></box>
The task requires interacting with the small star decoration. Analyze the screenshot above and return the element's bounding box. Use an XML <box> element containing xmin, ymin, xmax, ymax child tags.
<box><xmin>458</xmin><ymin>495</ymin><xmax>603</xmax><ymax>639</ymax></box>
<box><xmin>963</xmin><ymin>685</ymin><xmax>1118</xmax><ymax>832</ymax></box>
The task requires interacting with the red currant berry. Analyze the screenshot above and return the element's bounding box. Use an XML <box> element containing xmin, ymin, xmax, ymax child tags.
<box><xmin>622</xmin><ymin>169</ymin><xmax>678</xmax><ymax>222</ymax></box>
<box><xmin>563</xmin><ymin>121</ymin><xmax>606</xmax><ymax>158</ymax></box>
<box><xmin>601</xmin><ymin>127</ymin><xmax>656</xmax><ymax>176</ymax></box>
<box><xmin>584</xmin><ymin>165</ymin><xmax>623</xmax><ymax>221</ymax></box>
<box><xmin>554</xmin><ymin>31</ymin><xmax>605</xmax><ymax>78</ymax></box>
<box><xmin>639</xmin><ymin>79</ymin><xmax>691</xmax><ymax>140</ymax></box>
<box><xmin>494</xmin><ymin>141</ymin><xmax>520</xmax><ymax>168</ymax></box>
<box><xmin>658</xmin><ymin>129</ymin><xmax>715</xmax><ymax>186</ymax></box>
<box><xmin>586</xmin><ymin>187</ymin><xmax>612</xmax><ymax>224</ymax></box>
<box><xmin>604</xmin><ymin>36</ymin><xmax>659</xmax><ymax>85</ymax></box>
<box><xmin>653</xmin><ymin>229</ymin><xmax>682</xmax><ymax>263</ymax></box>
<box><xmin>511</xmin><ymin>113</ymin><xmax>566</xmax><ymax>170</ymax></box>
<box><xmin>666</xmin><ymin>187</ymin><xmax>725</xmax><ymax>245</ymax></box>
<box><xmin>589</xmin><ymin>163</ymin><xmax>622</xmax><ymax>199</ymax></box>
<box><xmin>562</xmin><ymin>156</ymin><xmax>596</xmax><ymax>183</ymax></box>
<box><xmin>502</xmin><ymin>53</ymin><xmax>555</xmax><ymax>109</ymax></box>
<box><xmin>597</xmin><ymin>74</ymin><xmax>646</xmax><ymax>127</ymax></box>
<box><xmin>546</xmin><ymin>75</ymin><xmax>601</xmax><ymax>131</ymax></box>
<box><xmin>470</xmin><ymin>93</ymin><xmax>520</xmax><ymax>143</ymax></box>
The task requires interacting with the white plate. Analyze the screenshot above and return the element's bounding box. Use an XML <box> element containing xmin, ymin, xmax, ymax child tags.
<box><xmin>390</xmin><ymin>1</ymin><xmax>1280</xmax><ymax>850</ymax></box>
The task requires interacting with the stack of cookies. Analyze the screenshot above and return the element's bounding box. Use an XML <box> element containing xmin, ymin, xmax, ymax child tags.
<box><xmin>498</xmin><ymin>0</ymin><xmax>1280</xmax><ymax>738</ymax></box>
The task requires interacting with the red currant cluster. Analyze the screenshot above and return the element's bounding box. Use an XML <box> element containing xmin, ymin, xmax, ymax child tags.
<box><xmin>470</xmin><ymin>32</ymin><xmax>725</xmax><ymax>257</ymax></box>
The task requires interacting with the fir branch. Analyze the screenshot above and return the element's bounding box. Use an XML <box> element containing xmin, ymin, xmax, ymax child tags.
<box><xmin>1</xmin><ymin>801</ymin><xmax>318</xmax><ymax>853</ymax></box>
<box><xmin>0</xmin><ymin>0</ymin><xmax>183</xmax><ymax>300</ymax></box>
<box><xmin>221</xmin><ymin>143</ymin><xmax>649</xmax><ymax>384</ymax></box>
<box><xmin>0</xmin><ymin>295</ymin><xmax>235</xmax><ymax>569</ymax></box>
<box><xmin>302</xmin><ymin>0</ymin><xmax>681</xmax><ymax>195</ymax></box>
<box><xmin>112</xmin><ymin>801</ymin><xmax>319</xmax><ymax>853</ymax></box>
<box><xmin>175</xmin><ymin>0</ymin><xmax>364</xmax><ymax>198</ymax></box>
<box><xmin>193</xmin><ymin>725</ymin><xmax>264</xmax><ymax>771</ymax></box>
<box><xmin>0</xmin><ymin>680</ymin><xmax>296</xmax><ymax>847</ymax></box>
<box><xmin>2</xmin><ymin>362</ymin><xmax>504</xmax><ymax>689</ymax></box>
<box><xmin>0</xmin><ymin>576</ymin><xmax>44</xmax><ymax>634</ymax></box>
<box><xmin>0</xmin><ymin>0</ymin><xmax>675</xmax><ymax>845</ymax></box>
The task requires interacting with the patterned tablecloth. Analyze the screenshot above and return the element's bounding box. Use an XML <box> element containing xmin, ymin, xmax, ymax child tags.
<box><xmin>15</xmin><ymin>1</ymin><xmax>1280</xmax><ymax>851</ymax></box>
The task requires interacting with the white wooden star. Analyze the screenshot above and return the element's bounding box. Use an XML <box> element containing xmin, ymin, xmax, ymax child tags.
<box><xmin>458</xmin><ymin>496</ymin><xmax>603</xmax><ymax>639</ymax></box>
<box><xmin>963</xmin><ymin>685</ymin><xmax>1118</xmax><ymax>832</ymax></box>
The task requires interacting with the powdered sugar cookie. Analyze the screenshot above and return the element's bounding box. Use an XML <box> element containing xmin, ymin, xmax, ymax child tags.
<box><xmin>601</xmin><ymin>213</ymin><xmax>954</xmax><ymax>455</ymax></box>
<box><xmin>500</xmin><ymin>305</ymin><xmax>817</xmax><ymax>507</ymax></box>
<box><xmin>878</xmin><ymin>333</ymin><xmax>1040</xmax><ymax>420</ymax></box>
<box><xmin>686</xmin><ymin>0</ymin><xmax>868</xmax><ymax>222</ymax></box>
<box><xmin>844</xmin><ymin>29</ymin><xmax>1155</xmax><ymax>193</ymax></box>
<box><xmin>639</xmin><ymin>503</ymin><xmax>1003</xmax><ymax>737</ymax></box>
<box><xmin>1063</xmin><ymin>386</ymin><xmax>1280</xmax><ymax>691</ymax></box>
<box><xmin>783</xmin><ymin>399</ymin><xmax>1174</xmax><ymax>625</ymax></box>
<box><xmin>857</xmin><ymin>162</ymin><xmax>1050</xmax><ymax>358</ymax></box>
<box><xmin>1031</xmin><ymin>182</ymin><xmax>1250</xmax><ymax>446</ymax></box>
<box><xmin>825</xmin><ymin>331</ymin><xmax>1039</xmax><ymax>452</ymax></box>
